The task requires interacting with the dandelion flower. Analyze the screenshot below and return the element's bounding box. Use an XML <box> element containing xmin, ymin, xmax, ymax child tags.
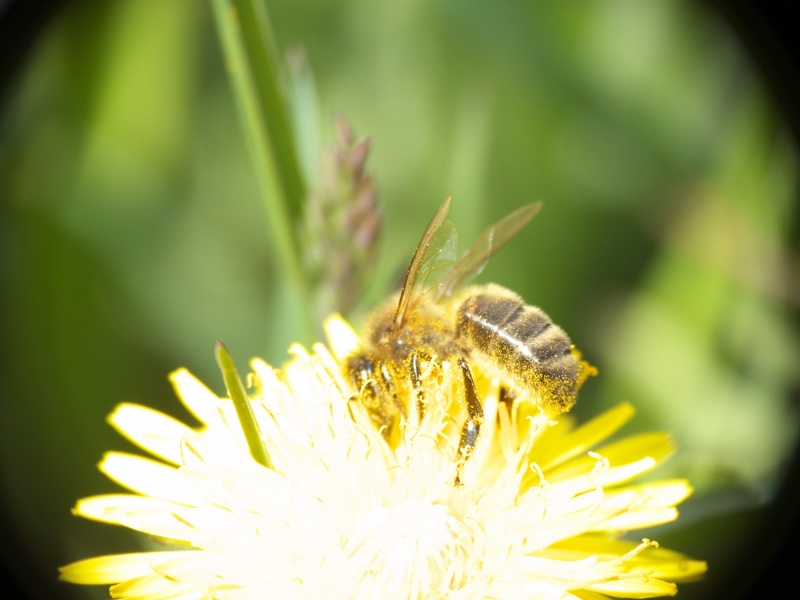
<box><xmin>61</xmin><ymin>315</ymin><xmax>706</xmax><ymax>599</ymax></box>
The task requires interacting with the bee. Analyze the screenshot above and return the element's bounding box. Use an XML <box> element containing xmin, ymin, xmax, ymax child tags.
<box><xmin>345</xmin><ymin>197</ymin><xmax>588</xmax><ymax>471</ymax></box>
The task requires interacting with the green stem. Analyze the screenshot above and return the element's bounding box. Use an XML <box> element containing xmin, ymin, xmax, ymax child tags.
<box><xmin>216</xmin><ymin>341</ymin><xmax>273</xmax><ymax>469</ymax></box>
<box><xmin>209</xmin><ymin>0</ymin><xmax>311</xmax><ymax>341</ymax></box>
<box><xmin>232</xmin><ymin>0</ymin><xmax>307</xmax><ymax>208</ymax></box>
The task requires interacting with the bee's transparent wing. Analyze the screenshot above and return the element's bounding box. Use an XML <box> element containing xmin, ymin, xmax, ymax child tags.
<box><xmin>434</xmin><ymin>202</ymin><xmax>542</xmax><ymax>300</ymax></box>
<box><xmin>394</xmin><ymin>198</ymin><xmax>458</xmax><ymax>327</ymax></box>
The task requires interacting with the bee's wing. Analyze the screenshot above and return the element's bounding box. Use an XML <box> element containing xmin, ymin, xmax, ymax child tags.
<box><xmin>434</xmin><ymin>202</ymin><xmax>542</xmax><ymax>300</ymax></box>
<box><xmin>393</xmin><ymin>198</ymin><xmax>459</xmax><ymax>327</ymax></box>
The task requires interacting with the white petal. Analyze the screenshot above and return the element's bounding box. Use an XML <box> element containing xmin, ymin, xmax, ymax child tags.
<box><xmin>169</xmin><ymin>368</ymin><xmax>224</xmax><ymax>426</ymax></box>
<box><xmin>78</xmin><ymin>497</ymin><xmax>246</xmax><ymax>547</ymax></box>
<box><xmin>111</xmin><ymin>573</ymin><xmax>205</xmax><ymax>599</ymax></box>
<box><xmin>73</xmin><ymin>494</ymin><xmax>184</xmax><ymax>525</ymax></box>
<box><xmin>546</xmin><ymin>457</ymin><xmax>658</xmax><ymax>502</ymax></box>
<box><xmin>108</xmin><ymin>403</ymin><xmax>196</xmax><ymax>465</ymax></box>
<box><xmin>99</xmin><ymin>452</ymin><xmax>201</xmax><ymax>505</ymax></box>
<box><xmin>323</xmin><ymin>313</ymin><xmax>360</xmax><ymax>361</ymax></box>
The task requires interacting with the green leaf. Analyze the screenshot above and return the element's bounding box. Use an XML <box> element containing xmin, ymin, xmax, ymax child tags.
<box><xmin>215</xmin><ymin>341</ymin><xmax>273</xmax><ymax>469</ymax></box>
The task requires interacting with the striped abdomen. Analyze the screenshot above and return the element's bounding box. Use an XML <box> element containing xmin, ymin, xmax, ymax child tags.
<box><xmin>455</xmin><ymin>286</ymin><xmax>580</xmax><ymax>411</ymax></box>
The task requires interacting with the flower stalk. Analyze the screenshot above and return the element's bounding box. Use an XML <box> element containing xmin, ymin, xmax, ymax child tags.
<box><xmin>209</xmin><ymin>0</ymin><xmax>311</xmax><ymax>339</ymax></box>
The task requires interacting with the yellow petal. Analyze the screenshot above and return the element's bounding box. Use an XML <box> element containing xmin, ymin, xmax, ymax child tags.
<box><xmin>532</xmin><ymin>403</ymin><xmax>636</xmax><ymax>472</ymax></box>
<box><xmin>545</xmin><ymin>432</ymin><xmax>673</xmax><ymax>483</ymax></box>
<box><xmin>570</xmin><ymin>591</ymin><xmax>613</xmax><ymax>600</ymax></box>
<box><xmin>595</xmin><ymin>432</ymin><xmax>676</xmax><ymax>466</ymax></box>
<box><xmin>605</xmin><ymin>480</ymin><xmax>693</xmax><ymax>509</ymax></box>
<box><xmin>59</xmin><ymin>551</ymin><xmax>194</xmax><ymax>585</ymax></box>
<box><xmin>592</xmin><ymin>507</ymin><xmax>679</xmax><ymax>531</ymax></box>
<box><xmin>587</xmin><ymin>577</ymin><xmax>677</xmax><ymax>597</ymax></box>
<box><xmin>551</xmin><ymin>535</ymin><xmax>707</xmax><ymax>582</ymax></box>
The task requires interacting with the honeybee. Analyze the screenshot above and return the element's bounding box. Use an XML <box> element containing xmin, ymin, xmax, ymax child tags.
<box><xmin>345</xmin><ymin>197</ymin><xmax>588</xmax><ymax>469</ymax></box>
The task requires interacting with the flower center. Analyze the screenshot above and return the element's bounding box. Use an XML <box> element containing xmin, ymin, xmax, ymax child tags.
<box><xmin>341</xmin><ymin>499</ymin><xmax>474</xmax><ymax>597</ymax></box>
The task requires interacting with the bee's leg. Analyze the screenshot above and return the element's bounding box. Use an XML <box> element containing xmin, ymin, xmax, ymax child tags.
<box><xmin>379</xmin><ymin>362</ymin><xmax>406</xmax><ymax>419</ymax></box>
<box><xmin>456</xmin><ymin>358</ymin><xmax>484</xmax><ymax>484</ymax></box>
<box><xmin>499</xmin><ymin>386</ymin><xmax>516</xmax><ymax>405</ymax></box>
<box><xmin>409</xmin><ymin>351</ymin><xmax>431</xmax><ymax>423</ymax></box>
<box><xmin>347</xmin><ymin>355</ymin><xmax>391</xmax><ymax>436</ymax></box>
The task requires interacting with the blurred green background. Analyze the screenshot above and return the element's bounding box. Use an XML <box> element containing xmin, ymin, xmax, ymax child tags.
<box><xmin>1</xmin><ymin>1</ymin><xmax>798</xmax><ymax>599</ymax></box>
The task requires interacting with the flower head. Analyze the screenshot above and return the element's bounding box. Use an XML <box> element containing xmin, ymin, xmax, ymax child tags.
<box><xmin>61</xmin><ymin>315</ymin><xmax>706</xmax><ymax>599</ymax></box>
